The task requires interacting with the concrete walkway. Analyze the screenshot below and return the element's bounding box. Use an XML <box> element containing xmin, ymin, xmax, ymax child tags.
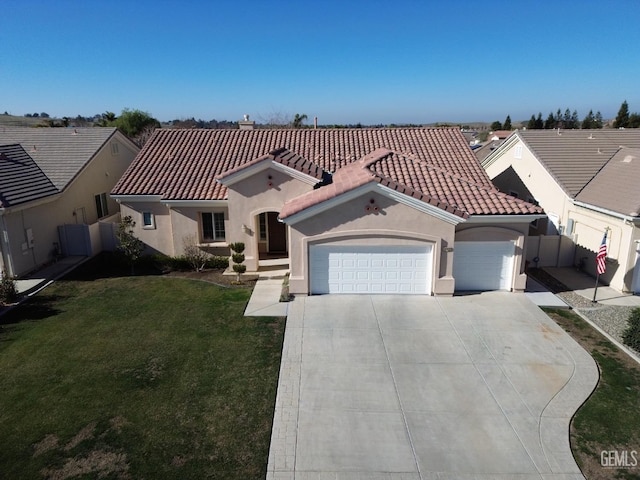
<box><xmin>15</xmin><ymin>256</ymin><xmax>87</xmax><ymax>295</ymax></box>
<box><xmin>525</xmin><ymin>276</ymin><xmax>570</xmax><ymax>309</ymax></box>
<box><xmin>267</xmin><ymin>293</ymin><xmax>597</xmax><ymax>479</ymax></box>
<box><xmin>544</xmin><ymin>267</ymin><xmax>640</xmax><ymax>307</ymax></box>
<box><xmin>243</xmin><ymin>268</ymin><xmax>289</xmax><ymax>317</ymax></box>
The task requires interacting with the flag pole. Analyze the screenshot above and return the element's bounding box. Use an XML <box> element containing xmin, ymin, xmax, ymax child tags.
<box><xmin>592</xmin><ymin>273</ymin><xmax>599</xmax><ymax>303</ymax></box>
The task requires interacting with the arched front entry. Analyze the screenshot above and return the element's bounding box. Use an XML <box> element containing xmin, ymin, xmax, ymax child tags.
<box><xmin>256</xmin><ymin>211</ymin><xmax>288</xmax><ymax>259</ymax></box>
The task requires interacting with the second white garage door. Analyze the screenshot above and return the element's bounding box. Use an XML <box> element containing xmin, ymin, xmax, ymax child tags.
<box><xmin>309</xmin><ymin>245</ymin><xmax>432</xmax><ymax>294</ymax></box>
<box><xmin>453</xmin><ymin>241</ymin><xmax>515</xmax><ymax>291</ymax></box>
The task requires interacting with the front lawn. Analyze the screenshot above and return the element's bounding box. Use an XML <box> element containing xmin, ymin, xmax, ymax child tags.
<box><xmin>0</xmin><ymin>265</ymin><xmax>284</xmax><ymax>479</ymax></box>
<box><xmin>545</xmin><ymin>308</ymin><xmax>640</xmax><ymax>480</ymax></box>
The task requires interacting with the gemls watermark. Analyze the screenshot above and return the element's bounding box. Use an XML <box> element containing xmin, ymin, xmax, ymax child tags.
<box><xmin>601</xmin><ymin>450</ymin><xmax>638</xmax><ymax>468</ymax></box>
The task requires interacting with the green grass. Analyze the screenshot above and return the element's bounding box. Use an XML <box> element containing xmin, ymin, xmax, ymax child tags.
<box><xmin>0</xmin><ymin>273</ymin><xmax>284</xmax><ymax>479</ymax></box>
<box><xmin>545</xmin><ymin>308</ymin><xmax>640</xmax><ymax>479</ymax></box>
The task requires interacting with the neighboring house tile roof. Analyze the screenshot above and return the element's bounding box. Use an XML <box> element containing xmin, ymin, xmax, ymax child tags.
<box><xmin>279</xmin><ymin>148</ymin><xmax>542</xmax><ymax>220</ymax></box>
<box><xmin>576</xmin><ymin>147</ymin><xmax>640</xmax><ymax>216</ymax></box>
<box><xmin>112</xmin><ymin>127</ymin><xmax>494</xmax><ymax>200</ymax></box>
<box><xmin>0</xmin><ymin>144</ymin><xmax>58</xmax><ymax>208</ymax></box>
<box><xmin>516</xmin><ymin>129</ymin><xmax>640</xmax><ymax>197</ymax></box>
<box><xmin>0</xmin><ymin>127</ymin><xmax>118</xmax><ymax>190</ymax></box>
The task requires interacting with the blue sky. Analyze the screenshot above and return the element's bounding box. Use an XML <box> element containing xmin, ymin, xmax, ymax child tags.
<box><xmin>2</xmin><ymin>0</ymin><xmax>639</xmax><ymax>125</ymax></box>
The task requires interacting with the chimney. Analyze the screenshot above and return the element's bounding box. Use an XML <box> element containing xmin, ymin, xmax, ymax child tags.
<box><xmin>238</xmin><ymin>114</ymin><xmax>255</xmax><ymax>130</ymax></box>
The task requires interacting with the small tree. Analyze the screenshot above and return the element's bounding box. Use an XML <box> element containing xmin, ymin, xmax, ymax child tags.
<box><xmin>490</xmin><ymin>120</ymin><xmax>502</xmax><ymax>131</ymax></box>
<box><xmin>183</xmin><ymin>235</ymin><xmax>209</xmax><ymax>271</ymax></box>
<box><xmin>503</xmin><ymin>115</ymin><xmax>512</xmax><ymax>130</ymax></box>
<box><xmin>0</xmin><ymin>269</ymin><xmax>18</xmax><ymax>305</ymax></box>
<box><xmin>116</xmin><ymin>216</ymin><xmax>144</xmax><ymax>274</ymax></box>
<box><xmin>614</xmin><ymin>100</ymin><xmax>630</xmax><ymax>128</ymax></box>
<box><xmin>229</xmin><ymin>242</ymin><xmax>246</xmax><ymax>282</ymax></box>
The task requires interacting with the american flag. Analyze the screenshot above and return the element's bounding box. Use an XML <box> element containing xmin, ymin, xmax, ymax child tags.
<box><xmin>596</xmin><ymin>231</ymin><xmax>608</xmax><ymax>275</ymax></box>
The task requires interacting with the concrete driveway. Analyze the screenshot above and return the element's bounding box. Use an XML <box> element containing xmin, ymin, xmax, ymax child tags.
<box><xmin>267</xmin><ymin>293</ymin><xmax>598</xmax><ymax>480</ymax></box>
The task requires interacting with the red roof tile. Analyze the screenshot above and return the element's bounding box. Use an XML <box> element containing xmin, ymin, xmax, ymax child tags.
<box><xmin>112</xmin><ymin>127</ymin><xmax>492</xmax><ymax>199</ymax></box>
<box><xmin>280</xmin><ymin>149</ymin><xmax>543</xmax><ymax>219</ymax></box>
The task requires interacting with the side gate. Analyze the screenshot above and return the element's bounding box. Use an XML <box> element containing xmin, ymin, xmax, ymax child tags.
<box><xmin>58</xmin><ymin>224</ymin><xmax>92</xmax><ymax>257</ymax></box>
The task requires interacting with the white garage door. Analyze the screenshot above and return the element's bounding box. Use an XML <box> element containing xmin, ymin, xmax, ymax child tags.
<box><xmin>453</xmin><ymin>241</ymin><xmax>515</xmax><ymax>291</ymax></box>
<box><xmin>309</xmin><ymin>245</ymin><xmax>432</xmax><ymax>294</ymax></box>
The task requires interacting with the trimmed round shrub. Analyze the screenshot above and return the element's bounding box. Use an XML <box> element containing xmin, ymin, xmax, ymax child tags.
<box><xmin>229</xmin><ymin>242</ymin><xmax>245</xmax><ymax>254</ymax></box>
<box><xmin>232</xmin><ymin>253</ymin><xmax>245</xmax><ymax>264</ymax></box>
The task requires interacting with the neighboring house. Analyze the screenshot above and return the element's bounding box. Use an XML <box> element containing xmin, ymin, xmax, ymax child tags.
<box><xmin>112</xmin><ymin>127</ymin><xmax>542</xmax><ymax>295</ymax></box>
<box><xmin>482</xmin><ymin>129</ymin><xmax>640</xmax><ymax>293</ymax></box>
<box><xmin>0</xmin><ymin>128</ymin><xmax>139</xmax><ymax>277</ymax></box>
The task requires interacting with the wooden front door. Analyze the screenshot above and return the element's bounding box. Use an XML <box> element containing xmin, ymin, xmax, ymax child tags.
<box><xmin>267</xmin><ymin>212</ymin><xmax>287</xmax><ymax>253</ymax></box>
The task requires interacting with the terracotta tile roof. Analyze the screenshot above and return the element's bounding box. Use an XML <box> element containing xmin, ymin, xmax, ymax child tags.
<box><xmin>216</xmin><ymin>147</ymin><xmax>325</xmax><ymax>182</ymax></box>
<box><xmin>279</xmin><ymin>148</ymin><xmax>543</xmax><ymax>220</ymax></box>
<box><xmin>516</xmin><ymin>129</ymin><xmax>640</xmax><ymax>197</ymax></box>
<box><xmin>112</xmin><ymin>127</ymin><xmax>493</xmax><ymax>199</ymax></box>
<box><xmin>0</xmin><ymin>144</ymin><xmax>58</xmax><ymax>208</ymax></box>
<box><xmin>576</xmin><ymin>147</ymin><xmax>640</xmax><ymax>217</ymax></box>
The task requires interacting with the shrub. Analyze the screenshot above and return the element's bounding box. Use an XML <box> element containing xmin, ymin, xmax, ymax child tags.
<box><xmin>205</xmin><ymin>256</ymin><xmax>229</xmax><ymax>269</ymax></box>
<box><xmin>229</xmin><ymin>242</ymin><xmax>245</xmax><ymax>254</ymax></box>
<box><xmin>0</xmin><ymin>270</ymin><xmax>18</xmax><ymax>304</ymax></box>
<box><xmin>622</xmin><ymin>308</ymin><xmax>640</xmax><ymax>352</ymax></box>
<box><xmin>232</xmin><ymin>253</ymin><xmax>245</xmax><ymax>264</ymax></box>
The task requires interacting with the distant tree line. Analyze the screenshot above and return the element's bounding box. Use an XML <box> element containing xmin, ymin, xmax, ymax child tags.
<box><xmin>491</xmin><ymin>101</ymin><xmax>640</xmax><ymax>131</ymax></box>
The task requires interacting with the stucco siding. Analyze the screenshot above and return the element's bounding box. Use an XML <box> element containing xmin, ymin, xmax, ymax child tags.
<box><xmin>225</xmin><ymin>167</ymin><xmax>315</xmax><ymax>271</ymax></box>
<box><xmin>287</xmin><ymin>191</ymin><xmax>456</xmax><ymax>295</ymax></box>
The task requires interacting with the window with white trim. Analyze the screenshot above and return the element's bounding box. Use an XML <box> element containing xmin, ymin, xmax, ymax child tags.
<box><xmin>142</xmin><ymin>212</ymin><xmax>155</xmax><ymax>229</ymax></box>
<box><xmin>201</xmin><ymin>212</ymin><xmax>225</xmax><ymax>241</ymax></box>
<box><xmin>95</xmin><ymin>193</ymin><xmax>108</xmax><ymax>218</ymax></box>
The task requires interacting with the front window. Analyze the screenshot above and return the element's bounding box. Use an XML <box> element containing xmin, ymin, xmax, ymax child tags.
<box><xmin>142</xmin><ymin>212</ymin><xmax>155</xmax><ymax>229</ymax></box>
<box><xmin>202</xmin><ymin>212</ymin><xmax>225</xmax><ymax>241</ymax></box>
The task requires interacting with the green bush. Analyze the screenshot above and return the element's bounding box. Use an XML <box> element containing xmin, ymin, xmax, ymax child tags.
<box><xmin>622</xmin><ymin>308</ymin><xmax>640</xmax><ymax>352</ymax></box>
<box><xmin>232</xmin><ymin>253</ymin><xmax>245</xmax><ymax>264</ymax></box>
<box><xmin>232</xmin><ymin>264</ymin><xmax>247</xmax><ymax>274</ymax></box>
<box><xmin>0</xmin><ymin>270</ymin><xmax>18</xmax><ymax>304</ymax></box>
<box><xmin>206</xmin><ymin>256</ymin><xmax>229</xmax><ymax>269</ymax></box>
<box><xmin>229</xmin><ymin>242</ymin><xmax>245</xmax><ymax>254</ymax></box>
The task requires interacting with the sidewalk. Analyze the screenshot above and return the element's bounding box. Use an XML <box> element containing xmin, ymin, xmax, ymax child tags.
<box><xmin>544</xmin><ymin>267</ymin><xmax>640</xmax><ymax>307</ymax></box>
<box><xmin>15</xmin><ymin>256</ymin><xmax>87</xmax><ymax>296</ymax></box>
<box><xmin>243</xmin><ymin>268</ymin><xmax>289</xmax><ymax>317</ymax></box>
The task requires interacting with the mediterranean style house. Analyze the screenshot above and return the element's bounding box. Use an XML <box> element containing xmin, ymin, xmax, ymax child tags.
<box><xmin>111</xmin><ymin>126</ymin><xmax>543</xmax><ymax>295</ymax></box>
<box><xmin>0</xmin><ymin>127</ymin><xmax>139</xmax><ymax>277</ymax></box>
<box><xmin>482</xmin><ymin>129</ymin><xmax>640</xmax><ymax>293</ymax></box>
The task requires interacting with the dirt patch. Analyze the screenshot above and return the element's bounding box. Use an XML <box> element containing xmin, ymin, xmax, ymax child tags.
<box><xmin>64</xmin><ymin>422</ymin><xmax>96</xmax><ymax>451</ymax></box>
<box><xmin>40</xmin><ymin>449</ymin><xmax>129</xmax><ymax>480</ymax></box>
<box><xmin>109</xmin><ymin>416</ymin><xmax>129</xmax><ymax>434</ymax></box>
<box><xmin>33</xmin><ymin>434</ymin><xmax>59</xmax><ymax>457</ymax></box>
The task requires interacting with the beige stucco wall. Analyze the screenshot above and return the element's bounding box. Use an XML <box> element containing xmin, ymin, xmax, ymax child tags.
<box><xmin>455</xmin><ymin>222</ymin><xmax>530</xmax><ymax>292</ymax></box>
<box><xmin>225</xmin><ymin>166</ymin><xmax>315</xmax><ymax>271</ymax></box>
<box><xmin>2</xmin><ymin>133</ymin><xmax>137</xmax><ymax>277</ymax></box>
<box><xmin>286</xmin><ymin>191</ymin><xmax>457</xmax><ymax>296</ymax></box>
<box><xmin>484</xmin><ymin>138</ymin><xmax>569</xmax><ymax>233</ymax></box>
<box><xmin>569</xmin><ymin>205</ymin><xmax>636</xmax><ymax>291</ymax></box>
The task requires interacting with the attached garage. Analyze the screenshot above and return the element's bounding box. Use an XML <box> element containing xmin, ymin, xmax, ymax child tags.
<box><xmin>309</xmin><ymin>244</ymin><xmax>433</xmax><ymax>294</ymax></box>
<box><xmin>453</xmin><ymin>241</ymin><xmax>515</xmax><ymax>291</ymax></box>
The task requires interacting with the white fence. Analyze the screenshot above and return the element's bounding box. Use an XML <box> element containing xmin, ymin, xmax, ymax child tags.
<box><xmin>526</xmin><ymin>235</ymin><xmax>575</xmax><ymax>268</ymax></box>
<box><xmin>59</xmin><ymin>212</ymin><xmax>120</xmax><ymax>257</ymax></box>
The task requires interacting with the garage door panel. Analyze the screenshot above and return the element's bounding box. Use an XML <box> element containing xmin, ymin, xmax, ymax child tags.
<box><xmin>453</xmin><ymin>241</ymin><xmax>514</xmax><ymax>291</ymax></box>
<box><xmin>310</xmin><ymin>245</ymin><xmax>432</xmax><ymax>295</ymax></box>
